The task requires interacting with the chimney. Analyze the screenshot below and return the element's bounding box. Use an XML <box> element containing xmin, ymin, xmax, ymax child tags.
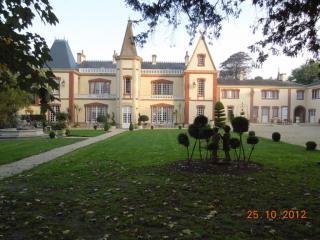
<box><xmin>279</xmin><ymin>73</ymin><xmax>287</xmax><ymax>81</ymax></box>
<box><xmin>238</xmin><ymin>68</ymin><xmax>244</xmax><ymax>81</ymax></box>
<box><xmin>77</xmin><ymin>50</ymin><xmax>86</xmax><ymax>64</ymax></box>
<box><xmin>112</xmin><ymin>50</ymin><xmax>117</xmax><ymax>64</ymax></box>
<box><xmin>152</xmin><ymin>54</ymin><xmax>157</xmax><ymax>65</ymax></box>
<box><xmin>185</xmin><ymin>51</ymin><xmax>189</xmax><ymax>66</ymax></box>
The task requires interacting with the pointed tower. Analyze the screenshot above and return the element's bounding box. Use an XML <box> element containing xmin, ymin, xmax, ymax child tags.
<box><xmin>184</xmin><ymin>35</ymin><xmax>218</xmax><ymax>124</ymax></box>
<box><xmin>120</xmin><ymin>20</ymin><xmax>138</xmax><ymax>57</ymax></box>
<box><xmin>116</xmin><ymin>20</ymin><xmax>142</xmax><ymax>128</ymax></box>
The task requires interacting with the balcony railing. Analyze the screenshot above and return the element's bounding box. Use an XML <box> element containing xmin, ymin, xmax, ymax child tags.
<box><xmin>77</xmin><ymin>93</ymin><xmax>116</xmax><ymax>99</ymax></box>
<box><xmin>151</xmin><ymin>95</ymin><xmax>174</xmax><ymax>99</ymax></box>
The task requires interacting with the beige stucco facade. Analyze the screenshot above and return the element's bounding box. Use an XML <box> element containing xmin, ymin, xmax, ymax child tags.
<box><xmin>21</xmin><ymin>22</ymin><xmax>320</xmax><ymax>128</ymax></box>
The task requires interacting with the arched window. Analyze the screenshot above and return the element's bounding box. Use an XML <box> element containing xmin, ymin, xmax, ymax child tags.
<box><xmin>85</xmin><ymin>103</ymin><xmax>108</xmax><ymax>122</ymax></box>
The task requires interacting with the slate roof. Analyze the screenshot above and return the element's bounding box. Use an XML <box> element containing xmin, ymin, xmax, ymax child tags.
<box><xmin>79</xmin><ymin>61</ymin><xmax>115</xmax><ymax>68</ymax></box>
<box><xmin>218</xmin><ymin>79</ymin><xmax>305</xmax><ymax>87</ymax></box>
<box><xmin>141</xmin><ymin>61</ymin><xmax>185</xmax><ymax>70</ymax></box>
<box><xmin>307</xmin><ymin>81</ymin><xmax>320</xmax><ymax>87</ymax></box>
<box><xmin>47</xmin><ymin>40</ymin><xmax>77</xmax><ymax>69</ymax></box>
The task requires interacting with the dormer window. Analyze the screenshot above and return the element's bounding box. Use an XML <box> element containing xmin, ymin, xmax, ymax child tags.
<box><xmin>197</xmin><ymin>54</ymin><xmax>206</xmax><ymax>66</ymax></box>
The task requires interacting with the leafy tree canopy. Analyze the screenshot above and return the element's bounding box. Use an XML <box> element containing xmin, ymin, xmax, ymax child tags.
<box><xmin>125</xmin><ymin>0</ymin><xmax>320</xmax><ymax>62</ymax></box>
<box><xmin>219</xmin><ymin>52</ymin><xmax>253</xmax><ymax>80</ymax></box>
<box><xmin>289</xmin><ymin>60</ymin><xmax>320</xmax><ymax>85</ymax></box>
<box><xmin>0</xmin><ymin>0</ymin><xmax>59</xmax><ymax>104</ymax></box>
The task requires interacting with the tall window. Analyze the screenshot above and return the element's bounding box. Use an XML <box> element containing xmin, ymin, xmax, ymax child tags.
<box><xmin>296</xmin><ymin>90</ymin><xmax>304</xmax><ymax>100</ymax></box>
<box><xmin>281</xmin><ymin>106</ymin><xmax>288</xmax><ymax>120</ymax></box>
<box><xmin>252</xmin><ymin>106</ymin><xmax>259</xmax><ymax>119</ymax></box>
<box><xmin>197</xmin><ymin>79</ymin><xmax>205</xmax><ymax>97</ymax></box>
<box><xmin>222</xmin><ymin>89</ymin><xmax>240</xmax><ymax>99</ymax></box>
<box><xmin>196</xmin><ymin>105</ymin><xmax>205</xmax><ymax>116</ymax></box>
<box><xmin>152</xmin><ymin>80</ymin><xmax>173</xmax><ymax>96</ymax></box>
<box><xmin>308</xmin><ymin>109</ymin><xmax>316</xmax><ymax>123</ymax></box>
<box><xmin>124</xmin><ymin>77</ymin><xmax>131</xmax><ymax>96</ymax></box>
<box><xmin>49</xmin><ymin>105</ymin><xmax>60</xmax><ymax>122</ymax></box>
<box><xmin>197</xmin><ymin>54</ymin><xmax>205</xmax><ymax>66</ymax></box>
<box><xmin>227</xmin><ymin>106</ymin><xmax>234</xmax><ymax>120</ymax></box>
<box><xmin>261</xmin><ymin>90</ymin><xmax>279</xmax><ymax>99</ymax></box>
<box><xmin>272</xmin><ymin>107</ymin><xmax>279</xmax><ymax>118</ymax></box>
<box><xmin>52</xmin><ymin>77</ymin><xmax>60</xmax><ymax>95</ymax></box>
<box><xmin>85</xmin><ymin>105</ymin><xmax>108</xmax><ymax>122</ymax></box>
<box><xmin>151</xmin><ymin>105</ymin><xmax>173</xmax><ymax>124</ymax></box>
<box><xmin>312</xmin><ymin>89</ymin><xmax>320</xmax><ymax>99</ymax></box>
<box><xmin>89</xmin><ymin>80</ymin><xmax>110</xmax><ymax>94</ymax></box>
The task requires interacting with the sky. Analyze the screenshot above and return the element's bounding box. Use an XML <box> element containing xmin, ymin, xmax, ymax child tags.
<box><xmin>30</xmin><ymin>0</ymin><xmax>311</xmax><ymax>79</ymax></box>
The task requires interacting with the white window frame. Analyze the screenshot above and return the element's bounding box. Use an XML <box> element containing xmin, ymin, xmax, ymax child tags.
<box><xmin>196</xmin><ymin>106</ymin><xmax>205</xmax><ymax>116</ymax></box>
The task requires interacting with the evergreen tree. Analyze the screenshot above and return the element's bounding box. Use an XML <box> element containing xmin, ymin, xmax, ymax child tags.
<box><xmin>214</xmin><ymin>101</ymin><xmax>226</xmax><ymax>128</ymax></box>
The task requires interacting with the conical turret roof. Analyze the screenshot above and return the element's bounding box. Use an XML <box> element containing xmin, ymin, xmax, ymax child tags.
<box><xmin>120</xmin><ymin>20</ymin><xmax>138</xmax><ymax>57</ymax></box>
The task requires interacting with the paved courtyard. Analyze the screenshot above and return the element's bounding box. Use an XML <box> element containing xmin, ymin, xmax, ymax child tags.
<box><xmin>249</xmin><ymin>124</ymin><xmax>320</xmax><ymax>146</ymax></box>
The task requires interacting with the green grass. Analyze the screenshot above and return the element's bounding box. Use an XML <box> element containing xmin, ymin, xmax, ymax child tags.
<box><xmin>68</xmin><ymin>129</ymin><xmax>106</xmax><ymax>137</ymax></box>
<box><xmin>0</xmin><ymin>130</ymin><xmax>319</xmax><ymax>239</ymax></box>
<box><xmin>0</xmin><ymin>138</ymin><xmax>82</xmax><ymax>165</ymax></box>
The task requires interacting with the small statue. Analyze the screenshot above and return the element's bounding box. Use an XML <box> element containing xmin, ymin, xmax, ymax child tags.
<box><xmin>222</xmin><ymin>125</ymin><xmax>231</xmax><ymax>161</ymax></box>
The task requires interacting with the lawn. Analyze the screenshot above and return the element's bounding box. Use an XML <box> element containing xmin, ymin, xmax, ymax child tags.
<box><xmin>0</xmin><ymin>138</ymin><xmax>82</xmax><ymax>166</ymax></box>
<box><xmin>68</xmin><ymin>129</ymin><xmax>106</xmax><ymax>137</ymax></box>
<box><xmin>0</xmin><ymin>130</ymin><xmax>319</xmax><ymax>239</ymax></box>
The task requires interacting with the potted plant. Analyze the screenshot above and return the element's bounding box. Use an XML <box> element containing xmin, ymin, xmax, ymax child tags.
<box><xmin>139</xmin><ymin>115</ymin><xmax>149</xmax><ymax>128</ymax></box>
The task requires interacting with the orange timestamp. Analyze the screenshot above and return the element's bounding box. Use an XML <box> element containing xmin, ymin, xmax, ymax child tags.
<box><xmin>246</xmin><ymin>209</ymin><xmax>308</xmax><ymax>220</ymax></box>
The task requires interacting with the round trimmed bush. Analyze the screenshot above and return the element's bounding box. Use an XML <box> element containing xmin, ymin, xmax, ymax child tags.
<box><xmin>230</xmin><ymin>138</ymin><xmax>240</xmax><ymax>149</ymax></box>
<box><xmin>272</xmin><ymin>132</ymin><xmax>281</xmax><ymax>142</ymax></box>
<box><xmin>306</xmin><ymin>141</ymin><xmax>317</xmax><ymax>151</ymax></box>
<box><xmin>248</xmin><ymin>131</ymin><xmax>255</xmax><ymax>137</ymax></box>
<box><xmin>231</xmin><ymin>116</ymin><xmax>249</xmax><ymax>134</ymax></box>
<box><xmin>49</xmin><ymin>131</ymin><xmax>56</xmax><ymax>139</ymax></box>
<box><xmin>194</xmin><ymin>115</ymin><xmax>208</xmax><ymax>127</ymax></box>
<box><xmin>247</xmin><ymin>136</ymin><xmax>259</xmax><ymax>145</ymax></box>
<box><xmin>178</xmin><ymin>133</ymin><xmax>190</xmax><ymax>147</ymax></box>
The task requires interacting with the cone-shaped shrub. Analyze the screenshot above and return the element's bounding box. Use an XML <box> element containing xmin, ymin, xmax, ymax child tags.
<box><xmin>214</xmin><ymin>101</ymin><xmax>226</xmax><ymax>128</ymax></box>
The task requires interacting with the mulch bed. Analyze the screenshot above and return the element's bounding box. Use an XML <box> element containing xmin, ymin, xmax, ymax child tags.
<box><xmin>165</xmin><ymin>159</ymin><xmax>263</xmax><ymax>176</ymax></box>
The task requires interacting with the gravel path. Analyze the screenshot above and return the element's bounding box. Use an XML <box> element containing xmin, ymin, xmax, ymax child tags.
<box><xmin>249</xmin><ymin>124</ymin><xmax>320</xmax><ymax>147</ymax></box>
<box><xmin>0</xmin><ymin>129</ymin><xmax>125</xmax><ymax>180</ymax></box>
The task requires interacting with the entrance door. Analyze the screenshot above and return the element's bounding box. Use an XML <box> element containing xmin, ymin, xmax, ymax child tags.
<box><xmin>122</xmin><ymin>106</ymin><xmax>132</xmax><ymax>129</ymax></box>
<box><xmin>261</xmin><ymin>107</ymin><xmax>269</xmax><ymax>123</ymax></box>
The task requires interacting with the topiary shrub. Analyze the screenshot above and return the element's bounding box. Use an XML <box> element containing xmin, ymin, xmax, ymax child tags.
<box><xmin>247</xmin><ymin>136</ymin><xmax>259</xmax><ymax>161</ymax></box>
<box><xmin>214</xmin><ymin>101</ymin><xmax>226</xmax><ymax>128</ymax></box>
<box><xmin>178</xmin><ymin>125</ymin><xmax>182</xmax><ymax>130</ymax></box>
<box><xmin>65</xmin><ymin>129</ymin><xmax>71</xmax><ymax>136</ymax></box>
<box><xmin>129</xmin><ymin>122</ymin><xmax>134</xmax><ymax>131</ymax></box>
<box><xmin>49</xmin><ymin>131</ymin><xmax>56</xmax><ymax>139</ymax></box>
<box><xmin>248</xmin><ymin>131</ymin><xmax>255</xmax><ymax>137</ymax></box>
<box><xmin>306</xmin><ymin>141</ymin><xmax>317</xmax><ymax>151</ymax></box>
<box><xmin>231</xmin><ymin>116</ymin><xmax>249</xmax><ymax>161</ymax></box>
<box><xmin>104</xmin><ymin>122</ymin><xmax>110</xmax><ymax>131</ymax></box>
<box><xmin>231</xmin><ymin>116</ymin><xmax>249</xmax><ymax>134</ymax></box>
<box><xmin>272</xmin><ymin>132</ymin><xmax>281</xmax><ymax>142</ymax></box>
<box><xmin>93</xmin><ymin>125</ymin><xmax>97</xmax><ymax>130</ymax></box>
<box><xmin>177</xmin><ymin>133</ymin><xmax>190</xmax><ymax>163</ymax></box>
<box><xmin>56</xmin><ymin>112</ymin><xmax>69</xmax><ymax>123</ymax></box>
<box><xmin>151</xmin><ymin>125</ymin><xmax>154</xmax><ymax>130</ymax></box>
<box><xmin>139</xmin><ymin>115</ymin><xmax>149</xmax><ymax>126</ymax></box>
<box><xmin>230</xmin><ymin>138</ymin><xmax>240</xmax><ymax>149</ymax></box>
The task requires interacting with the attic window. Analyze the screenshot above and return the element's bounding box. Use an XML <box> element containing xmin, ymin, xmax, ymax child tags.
<box><xmin>197</xmin><ymin>54</ymin><xmax>206</xmax><ymax>66</ymax></box>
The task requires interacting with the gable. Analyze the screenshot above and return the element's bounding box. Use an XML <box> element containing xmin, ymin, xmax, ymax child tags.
<box><xmin>186</xmin><ymin>35</ymin><xmax>216</xmax><ymax>72</ymax></box>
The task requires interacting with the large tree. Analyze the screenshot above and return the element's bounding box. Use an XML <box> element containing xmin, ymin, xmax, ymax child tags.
<box><xmin>125</xmin><ymin>0</ymin><xmax>320</xmax><ymax>62</ymax></box>
<box><xmin>0</xmin><ymin>0</ymin><xmax>59</xmax><ymax>108</ymax></box>
<box><xmin>219</xmin><ymin>52</ymin><xmax>253</xmax><ymax>80</ymax></box>
<box><xmin>289</xmin><ymin>61</ymin><xmax>320</xmax><ymax>85</ymax></box>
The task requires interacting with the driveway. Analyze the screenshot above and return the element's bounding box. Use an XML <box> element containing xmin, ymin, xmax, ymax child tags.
<box><xmin>249</xmin><ymin>124</ymin><xmax>320</xmax><ymax>147</ymax></box>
